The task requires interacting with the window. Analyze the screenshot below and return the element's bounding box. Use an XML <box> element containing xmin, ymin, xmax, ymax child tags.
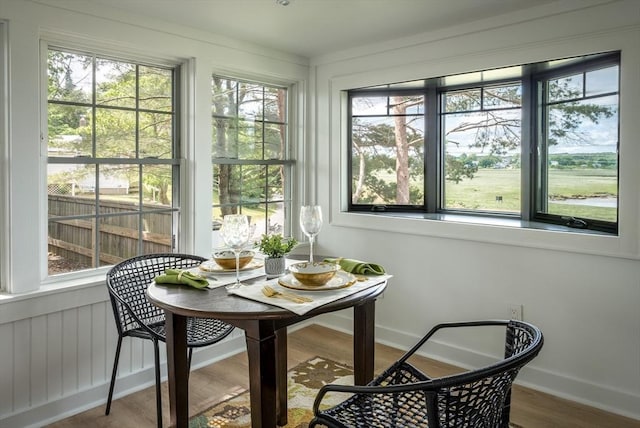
<box><xmin>211</xmin><ymin>76</ymin><xmax>293</xmax><ymax>247</ymax></box>
<box><xmin>348</xmin><ymin>52</ymin><xmax>619</xmax><ymax>234</ymax></box>
<box><xmin>442</xmin><ymin>83</ymin><xmax>521</xmax><ymax>213</ymax></box>
<box><xmin>535</xmin><ymin>61</ymin><xmax>619</xmax><ymax>230</ymax></box>
<box><xmin>47</xmin><ymin>47</ymin><xmax>180</xmax><ymax>276</ymax></box>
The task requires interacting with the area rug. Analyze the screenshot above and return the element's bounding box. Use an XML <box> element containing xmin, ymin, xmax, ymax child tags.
<box><xmin>188</xmin><ymin>356</ymin><xmax>525</xmax><ymax>428</ymax></box>
<box><xmin>189</xmin><ymin>356</ymin><xmax>354</xmax><ymax>428</ymax></box>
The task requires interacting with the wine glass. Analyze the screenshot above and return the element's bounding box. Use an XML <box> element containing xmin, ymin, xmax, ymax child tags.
<box><xmin>220</xmin><ymin>214</ymin><xmax>251</xmax><ymax>289</ymax></box>
<box><xmin>299</xmin><ymin>205</ymin><xmax>323</xmax><ymax>262</ymax></box>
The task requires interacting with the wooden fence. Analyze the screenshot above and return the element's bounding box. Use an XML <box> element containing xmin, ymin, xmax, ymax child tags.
<box><xmin>48</xmin><ymin>195</ymin><xmax>173</xmax><ymax>268</ymax></box>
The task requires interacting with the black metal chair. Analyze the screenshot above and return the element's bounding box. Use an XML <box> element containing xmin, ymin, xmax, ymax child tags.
<box><xmin>310</xmin><ymin>319</ymin><xmax>543</xmax><ymax>428</ymax></box>
<box><xmin>105</xmin><ymin>253</ymin><xmax>235</xmax><ymax>428</ymax></box>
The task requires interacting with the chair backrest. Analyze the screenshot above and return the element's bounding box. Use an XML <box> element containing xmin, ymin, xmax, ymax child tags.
<box><xmin>431</xmin><ymin>320</ymin><xmax>543</xmax><ymax>428</ymax></box>
<box><xmin>106</xmin><ymin>253</ymin><xmax>207</xmax><ymax>337</ymax></box>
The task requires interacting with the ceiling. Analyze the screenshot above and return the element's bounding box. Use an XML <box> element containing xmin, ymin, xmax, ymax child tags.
<box><xmin>46</xmin><ymin>0</ymin><xmax>560</xmax><ymax>58</ymax></box>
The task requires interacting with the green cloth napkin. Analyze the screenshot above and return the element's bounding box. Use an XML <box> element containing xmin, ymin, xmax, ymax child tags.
<box><xmin>324</xmin><ymin>257</ymin><xmax>386</xmax><ymax>275</ymax></box>
<box><xmin>154</xmin><ymin>269</ymin><xmax>209</xmax><ymax>289</ymax></box>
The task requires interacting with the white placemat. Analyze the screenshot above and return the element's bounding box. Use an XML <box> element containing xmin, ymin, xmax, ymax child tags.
<box><xmin>186</xmin><ymin>267</ymin><xmax>265</xmax><ymax>289</ymax></box>
<box><xmin>227</xmin><ymin>274</ymin><xmax>392</xmax><ymax>315</ymax></box>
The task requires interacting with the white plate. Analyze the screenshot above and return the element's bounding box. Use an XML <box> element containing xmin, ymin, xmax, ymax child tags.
<box><xmin>199</xmin><ymin>258</ymin><xmax>264</xmax><ymax>274</ymax></box>
<box><xmin>278</xmin><ymin>270</ymin><xmax>356</xmax><ymax>291</ymax></box>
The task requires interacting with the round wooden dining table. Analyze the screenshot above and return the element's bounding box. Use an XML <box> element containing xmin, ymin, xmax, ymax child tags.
<box><xmin>147</xmin><ymin>277</ymin><xmax>388</xmax><ymax>428</ymax></box>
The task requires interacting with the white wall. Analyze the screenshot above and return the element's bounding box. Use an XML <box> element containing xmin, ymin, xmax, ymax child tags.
<box><xmin>0</xmin><ymin>0</ymin><xmax>308</xmax><ymax>426</ymax></box>
<box><xmin>310</xmin><ymin>0</ymin><xmax>640</xmax><ymax>421</ymax></box>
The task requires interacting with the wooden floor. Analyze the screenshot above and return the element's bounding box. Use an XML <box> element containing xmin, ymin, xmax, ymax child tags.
<box><xmin>48</xmin><ymin>324</ymin><xmax>639</xmax><ymax>428</ymax></box>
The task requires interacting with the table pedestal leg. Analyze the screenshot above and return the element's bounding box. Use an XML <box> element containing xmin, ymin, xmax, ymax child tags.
<box><xmin>165</xmin><ymin>312</ymin><xmax>189</xmax><ymax>427</ymax></box>
<box><xmin>353</xmin><ymin>300</ymin><xmax>375</xmax><ymax>385</ymax></box>
<box><xmin>275</xmin><ymin>328</ymin><xmax>288</xmax><ymax>426</ymax></box>
<box><xmin>245</xmin><ymin>325</ymin><xmax>277</xmax><ymax>428</ymax></box>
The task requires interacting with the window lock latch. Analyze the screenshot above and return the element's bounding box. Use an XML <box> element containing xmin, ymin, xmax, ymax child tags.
<box><xmin>562</xmin><ymin>216</ymin><xmax>588</xmax><ymax>229</ymax></box>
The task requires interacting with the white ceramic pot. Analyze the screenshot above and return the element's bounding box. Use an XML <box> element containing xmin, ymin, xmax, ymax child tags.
<box><xmin>264</xmin><ymin>256</ymin><xmax>286</xmax><ymax>277</ymax></box>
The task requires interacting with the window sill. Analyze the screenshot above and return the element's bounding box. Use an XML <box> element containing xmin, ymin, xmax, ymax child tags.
<box><xmin>380</xmin><ymin>212</ymin><xmax>612</xmax><ymax>236</ymax></box>
<box><xmin>0</xmin><ymin>273</ymin><xmax>108</xmax><ymax>324</ymax></box>
<box><xmin>334</xmin><ymin>211</ymin><xmax>637</xmax><ymax>260</ymax></box>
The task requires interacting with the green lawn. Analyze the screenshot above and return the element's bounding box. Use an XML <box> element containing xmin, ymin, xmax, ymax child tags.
<box><xmin>445</xmin><ymin>168</ymin><xmax>617</xmax><ymax>221</ymax></box>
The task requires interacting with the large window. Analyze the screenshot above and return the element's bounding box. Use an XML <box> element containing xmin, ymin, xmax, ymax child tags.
<box><xmin>348</xmin><ymin>52</ymin><xmax>619</xmax><ymax>234</ymax></box>
<box><xmin>47</xmin><ymin>47</ymin><xmax>180</xmax><ymax>275</ymax></box>
<box><xmin>211</xmin><ymin>76</ymin><xmax>293</xmax><ymax>247</ymax></box>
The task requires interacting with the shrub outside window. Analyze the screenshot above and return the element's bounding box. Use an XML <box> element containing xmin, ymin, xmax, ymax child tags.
<box><xmin>47</xmin><ymin>47</ymin><xmax>180</xmax><ymax>275</ymax></box>
<box><xmin>348</xmin><ymin>52</ymin><xmax>619</xmax><ymax>234</ymax></box>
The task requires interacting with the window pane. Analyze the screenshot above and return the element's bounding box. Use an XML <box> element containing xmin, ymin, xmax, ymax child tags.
<box><xmin>352</xmin><ymin>96</ymin><xmax>388</xmax><ymax>116</ymax></box>
<box><xmin>544</xmin><ymin>95</ymin><xmax>618</xmax><ymax>222</ymax></box>
<box><xmin>48</xmin><ymin>104</ymin><xmax>92</xmax><ymax>157</ymax></box>
<box><xmin>212</xmin><ymin>77</ymin><xmax>238</xmax><ymax>117</ymax></box>
<box><xmin>548</xmin><ymin>73</ymin><xmax>583</xmax><ymax>102</ymax></box>
<box><xmin>95</xmin><ymin>108</ymin><xmax>136</xmax><ymax>158</ymax></box>
<box><xmin>139</xmin><ymin>66</ymin><xmax>173</xmax><ymax>111</ymax></box>
<box><xmin>48</xmin><ymin>50</ymin><xmax>92</xmax><ymax>103</ymax></box>
<box><xmin>48</xmin><ymin>218</ymin><xmax>93</xmax><ymax>275</ymax></box>
<box><xmin>240</xmin><ymin>164</ymin><xmax>265</xmax><ymax>204</ymax></box>
<box><xmin>238</xmin><ymin>119</ymin><xmax>260</xmax><ymax>159</ymax></box>
<box><xmin>212</xmin><ymin>117</ymin><xmax>238</xmax><ymax>158</ymax></box>
<box><xmin>238</xmin><ymin>82</ymin><xmax>263</xmax><ymax>120</ymax></box>
<box><xmin>585</xmin><ymin>65</ymin><xmax>618</xmax><ymax>97</ymax></box>
<box><xmin>96</xmin><ymin>59</ymin><xmax>136</xmax><ymax>108</ymax></box>
<box><xmin>48</xmin><ymin>163</ymin><xmax>97</xmax><ymax>210</ymax></box>
<box><xmin>98</xmin><ymin>215</ymin><xmax>140</xmax><ymax>267</ymax></box>
<box><xmin>97</xmin><ymin>164</ymin><xmax>138</xmax><ymax>210</ymax></box>
<box><xmin>444</xmin><ymin>89</ymin><xmax>481</xmax><ymax>112</ymax></box>
<box><xmin>141</xmin><ymin>212</ymin><xmax>173</xmax><ymax>254</ymax></box>
<box><xmin>264</xmin><ymin>86</ymin><xmax>286</xmax><ymax>122</ymax></box>
<box><xmin>484</xmin><ymin>84</ymin><xmax>521</xmax><ymax>109</ymax></box>
<box><xmin>443</xmin><ymin>108</ymin><xmax>521</xmax><ymax>213</ymax></box>
<box><xmin>265</xmin><ymin>201</ymin><xmax>286</xmax><ymax>235</ymax></box>
<box><xmin>351</xmin><ymin>112</ymin><xmax>425</xmax><ymax>205</ymax></box>
<box><xmin>142</xmin><ymin>164</ymin><xmax>174</xmax><ymax>207</ymax></box>
<box><xmin>140</xmin><ymin>111</ymin><xmax>173</xmax><ymax>158</ymax></box>
<box><xmin>264</xmin><ymin>122</ymin><xmax>285</xmax><ymax>160</ymax></box>
<box><xmin>267</xmin><ymin>165</ymin><xmax>285</xmax><ymax>201</ymax></box>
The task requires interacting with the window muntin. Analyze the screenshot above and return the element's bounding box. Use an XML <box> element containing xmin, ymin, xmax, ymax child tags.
<box><xmin>350</xmin><ymin>94</ymin><xmax>425</xmax><ymax>206</ymax></box>
<box><xmin>211</xmin><ymin>76</ymin><xmax>293</xmax><ymax>247</ymax></box>
<box><xmin>347</xmin><ymin>52</ymin><xmax>619</xmax><ymax>234</ymax></box>
<box><xmin>47</xmin><ymin>47</ymin><xmax>179</xmax><ymax>276</ymax></box>
<box><xmin>537</xmin><ymin>64</ymin><xmax>619</xmax><ymax>227</ymax></box>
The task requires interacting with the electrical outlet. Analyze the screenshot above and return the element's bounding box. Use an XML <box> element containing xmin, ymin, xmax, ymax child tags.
<box><xmin>508</xmin><ymin>304</ymin><xmax>523</xmax><ymax>321</ymax></box>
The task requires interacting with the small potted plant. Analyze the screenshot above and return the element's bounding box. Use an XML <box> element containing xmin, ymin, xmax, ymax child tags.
<box><xmin>255</xmin><ymin>233</ymin><xmax>298</xmax><ymax>276</ymax></box>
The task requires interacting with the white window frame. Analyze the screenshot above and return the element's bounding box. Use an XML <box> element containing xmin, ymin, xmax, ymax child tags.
<box><xmin>210</xmin><ymin>74</ymin><xmax>296</xmax><ymax>246</ymax></box>
<box><xmin>0</xmin><ymin>21</ymin><xmax>8</xmax><ymax>292</ymax></box>
<box><xmin>40</xmin><ymin>39</ymin><xmax>189</xmax><ymax>285</ymax></box>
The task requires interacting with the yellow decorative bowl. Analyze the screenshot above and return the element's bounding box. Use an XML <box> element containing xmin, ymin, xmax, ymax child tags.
<box><xmin>213</xmin><ymin>250</ymin><xmax>254</xmax><ymax>270</ymax></box>
<box><xmin>289</xmin><ymin>261</ymin><xmax>339</xmax><ymax>286</ymax></box>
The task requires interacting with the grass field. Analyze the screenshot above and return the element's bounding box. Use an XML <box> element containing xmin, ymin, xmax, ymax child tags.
<box><xmin>445</xmin><ymin>168</ymin><xmax>617</xmax><ymax>221</ymax></box>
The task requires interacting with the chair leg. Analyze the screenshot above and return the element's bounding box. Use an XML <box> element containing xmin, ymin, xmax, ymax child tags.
<box><xmin>105</xmin><ymin>336</ymin><xmax>123</xmax><ymax>415</ymax></box>
<box><xmin>187</xmin><ymin>347</ymin><xmax>193</xmax><ymax>379</ymax></box>
<box><xmin>153</xmin><ymin>338</ymin><xmax>163</xmax><ymax>428</ymax></box>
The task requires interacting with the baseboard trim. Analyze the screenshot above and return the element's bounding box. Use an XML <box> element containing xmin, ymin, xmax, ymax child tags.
<box><xmin>0</xmin><ymin>334</ymin><xmax>247</xmax><ymax>428</ymax></box>
<box><xmin>315</xmin><ymin>313</ymin><xmax>640</xmax><ymax>421</ymax></box>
